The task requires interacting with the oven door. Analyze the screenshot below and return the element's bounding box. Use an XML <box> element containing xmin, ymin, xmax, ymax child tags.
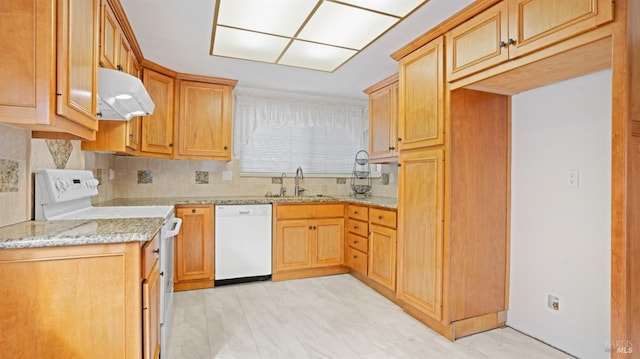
<box><xmin>159</xmin><ymin>216</ymin><xmax>181</xmax><ymax>351</ymax></box>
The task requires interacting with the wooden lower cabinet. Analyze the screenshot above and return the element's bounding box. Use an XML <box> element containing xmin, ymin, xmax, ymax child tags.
<box><xmin>142</xmin><ymin>235</ymin><xmax>161</xmax><ymax>359</ymax></box>
<box><xmin>174</xmin><ymin>205</ymin><xmax>215</xmax><ymax>291</ymax></box>
<box><xmin>368</xmin><ymin>223</ymin><xmax>397</xmax><ymax>291</ymax></box>
<box><xmin>0</xmin><ymin>234</ymin><xmax>162</xmax><ymax>358</ymax></box>
<box><xmin>273</xmin><ymin>203</ymin><xmax>347</xmax><ymax>281</ymax></box>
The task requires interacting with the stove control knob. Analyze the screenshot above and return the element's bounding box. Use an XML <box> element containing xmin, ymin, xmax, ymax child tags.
<box><xmin>88</xmin><ymin>179</ymin><xmax>99</xmax><ymax>188</ymax></box>
<box><xmin>55</xmin><ymin>180</ymin><xmax>64</xmax><ymax>191</ymax></box>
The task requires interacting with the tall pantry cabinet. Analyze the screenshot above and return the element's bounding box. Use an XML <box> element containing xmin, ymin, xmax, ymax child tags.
<box><xmin>395</xmin><ymin>34</ymin><xmax>510</xmax><ymax>339</ymax></box>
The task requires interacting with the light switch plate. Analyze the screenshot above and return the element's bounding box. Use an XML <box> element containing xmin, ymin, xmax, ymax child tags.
<box><xmin>567</xmin><ymin>169</ymin><xmax>579</xmax><ymax>188</ymax></box>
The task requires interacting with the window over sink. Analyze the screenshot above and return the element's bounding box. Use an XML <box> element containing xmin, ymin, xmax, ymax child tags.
<box><xmin>234</xmin><ymin>88</ymin><xmax>368</xmax><ymax>176</ymax></box>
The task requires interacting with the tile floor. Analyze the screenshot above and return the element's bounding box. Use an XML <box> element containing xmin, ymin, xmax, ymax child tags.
<box><xmin>165</xmin><ymin>274</ymin><xmax>573</xmax><ymax>359</ymax></box>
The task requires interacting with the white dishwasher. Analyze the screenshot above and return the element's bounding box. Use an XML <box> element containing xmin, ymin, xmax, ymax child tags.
<box><xmin>214</xmin><ymin>204</ymin><xmax>272</xmax><ymax>285</ymax></box>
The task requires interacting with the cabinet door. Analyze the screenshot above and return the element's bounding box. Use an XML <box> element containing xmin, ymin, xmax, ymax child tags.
<box><xmin>141</xmin><ymin>69</ymin><xmax>174</xmax><ymax>157</ymax></box>
<box><xmin>369</xmin><ymin>84</ymin><xmax>397</xmax><ymax>161</ymax></box>
<box><xmin>397</xmin><ymin>149</ymin><xmax>444</xmax><ymax>320</ymax></box>
<box><xmin>142</xmin><ymin>257</ymin><xmax>161</xmax><ymax>359</ymax></box>
<box><xmin>175</xmin><ymin>206</ymin><xmax>214</xmax><ymax>283</ymax></box>
<box><xmin>508</xmin><ymin>0</ymin><xmax>613</xmax><ymax>59</ymax></box>
<box><xmin>398</xmin><ymin>37</ymin><xmax>444</xmax><ymax>150</ymax></box>
<box><xmin>368</xmin><ymin>224</ymin><xmax>397</xmax><ymax>291</ymax></box>
<box><xmin>175</xmin><ymin>81</ymin><xmax>232</xmax><ymax>160</ymax></box>
<box><xmin>446</xmin><ymin>2</ymin><xmax>509</xmax><ymax>82</ymax></box>
<box><xmin>56</xmin><ymin>0</ymin><xmax>99</xmax><ymax>132</ymax></box>
<box><xmin>118</xmin><ymin>34</ymin><xmax>131</xmax><ymax>73</ymax></box>
<box><xmin>275</xmin><ymin>219</ymin><xmax>312</xmax><ymax>271</ymax></box>
<box><xmin>99</xmin><ymin>0</ymin><xmax>119</xmax><ymax>70</ymax></box>
<box><xmin>126</xmin><ymin>57</ymin><xmax>142</xmax><ymax>151</ymax></box>
<box><xmin>313</xmin><ymin>218</ymin><xmax>344</xmax><ymax>267</ymax></box>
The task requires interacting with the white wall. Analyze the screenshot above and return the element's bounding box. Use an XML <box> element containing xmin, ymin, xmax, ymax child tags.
<box><xmin>509</xmin><ymin>69</ymin><xmax>611</xmax><ymax>358</ymax></box>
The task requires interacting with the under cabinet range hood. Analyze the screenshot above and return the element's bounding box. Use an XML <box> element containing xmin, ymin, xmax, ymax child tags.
<box><xmin>98</xmin><ymin>67</ymin><xmax>155</xmax><ymax>121</ymax></box>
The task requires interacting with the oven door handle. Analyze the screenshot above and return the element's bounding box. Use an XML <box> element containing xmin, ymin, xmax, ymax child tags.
<box><xmin>164</xmin><ymin>218</ymin><xmax>182</xmax><ymax>238</ymax></box>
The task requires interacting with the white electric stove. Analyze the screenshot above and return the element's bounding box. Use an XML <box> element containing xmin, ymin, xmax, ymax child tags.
<box><xmin>34</xmin><ymin>168</ymin><xmax>181</xmax><ymax>353</ymax></box>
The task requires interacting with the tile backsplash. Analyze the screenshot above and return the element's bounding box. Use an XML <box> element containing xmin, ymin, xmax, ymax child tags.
<box><xmin>0</xmin><ymin>125</ymin><xmax>30</xmax><ymax>226</ymax></box>
<box><xmin>92</xmin><ymin>156</ymin><xmax>397</xmax><ymax>200</ymax></box>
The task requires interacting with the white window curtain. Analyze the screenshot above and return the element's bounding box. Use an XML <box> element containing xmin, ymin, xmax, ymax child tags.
<box><xmin>233</xmin><ymin>88</ymin><xmax>368</xmax><ymax>176</ymax></box>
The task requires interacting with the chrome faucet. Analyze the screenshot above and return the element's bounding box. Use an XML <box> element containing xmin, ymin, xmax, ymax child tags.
<box><xmin>279</xmin><ymin>173</ymin><xmax>287</xmax><ymax>197</ymax></box>
<box><xmin>294</xmin><ymin>167</ymin><xmax>305</xmax><ymax>196</ymax></box>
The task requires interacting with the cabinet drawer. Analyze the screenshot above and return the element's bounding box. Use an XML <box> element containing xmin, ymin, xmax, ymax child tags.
<box><xmin>347</xmin><ymin>218</ymin><xmax>368</xmax><ymax>237</ymax></box>
<box><xmin>347</xmin><ymin>246</ymin><xmax>367</xmax><ymax>275</ymax></box>
<box><xmin>347</xmin><ymin>232</ymin><xmax>368</xmax><ymax>253</ymax></box>
<box><xmin>276</xmin><ymin>204</ymin><xmax>344</xmax><ymax>219</ymax></box>
<box><xmin>347</xmin><ymin>205</ymin><xmax>368</xmax><ymax>221</ymax></box>
<box><xmin>142</xmin><ymin>233</ymin><xmax>160</xmax><ymax>278</ymax></box>
<box><xmin>370</xmin><ymin>208</ymin><xmax>397</xmax><ymax>229</ymax></box>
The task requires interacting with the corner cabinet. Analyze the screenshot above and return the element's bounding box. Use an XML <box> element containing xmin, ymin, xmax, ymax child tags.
<box><xmin>140</xmin><ymin>67</ymin><xmax>176</xmax><ymax>158</ymax></box>
<box><xmin>174</xmin><ymin>77</ymin><xmax>237</xmax><ymax>161</ymax></box>
<box><xmin>273</xmin><ymin>203</ymin><xmax>347</xmax><ymax>281</ymax></box>
<box><xmin>174</xmin><ymin>205</ymin><xmax>215</xmax><ymax>291</ymax></box>
<box><xmin>0</xmin><ymin>0</ymin><xmax>99</xmax><ymax>140</ymax></box>
<box><xmin>364</xmin><ymin>74</ymin><xmax>399</xmax><ymax>163</ymax></box>
<box><xmin>397</xmin><ymin>36</ymin><xmax>444</xmax><ymax>151</ymax></box>
<box><xmin>446</xmin><ymin>0</ymin><xmax>614</xmax><ymax>81</ymax></box>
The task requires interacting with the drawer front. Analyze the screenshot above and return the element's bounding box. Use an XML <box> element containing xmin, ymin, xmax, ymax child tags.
<box><xmin>347</xmin><ymin>205</ymin><xmax>369</xmax><ymax>221</ymax></box>
<box><xmin>347</xmin><ymin>218</ymin><xmax>368</xmax><ymax>237</ymax></box>
<box><xmin>347</xmin><ymin>246</ymin><xmax>368</xmax><ymax>275</ymax></box>
<box><xmin>347</xmin><ymin>232</ymin><xmax>368</xmax><ymax>253</ymax></box>
<box><xmin>142</xmin><ymin>233</ymin><xmax>160</xmax><ymax>278</ymax></box>
<box><xmin>276</xmin><ymin>203</ymin><xmax>344</xmax><ymax>219</ymax></box>
<box><xmin>370</xmin><ymin>208</ymin><xmax>397</xmax><ymax>229</ymax></box>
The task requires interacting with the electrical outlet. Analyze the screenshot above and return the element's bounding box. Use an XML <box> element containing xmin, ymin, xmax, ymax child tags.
<box><xmin>548</xmin><ymin>294</ymin><xmax>560</xmax><ymax>311</ymax></box>
<box><xmin>567</xmin><ymin>169</ymin><xmax>579</xmax><ymax>188</ymax></box>
<box><xmin>222</xmin><ymin>171</ymin><xmax>232</xmax><ymax>181</ymax></box>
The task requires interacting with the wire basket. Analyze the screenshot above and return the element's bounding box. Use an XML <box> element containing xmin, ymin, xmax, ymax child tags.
<box><xmin>350</xmin><ymin>150</ymin><xmax>371</xmax><ymax>196</ymax></box>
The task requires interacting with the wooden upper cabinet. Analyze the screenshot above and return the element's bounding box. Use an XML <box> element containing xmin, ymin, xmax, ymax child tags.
<box><xmin>365</xmin><ymin>74</ymin><xmax>399</xmax><ymax>163</ymax></box>
<box><xmin>446</xmin><ymin>2</ymin><xmax>509</xmax><ymax>82</ymax></box>
<box><xmin>398</xmin><ymin>36</ymin><xmax>444</xmax><ymax>150</ymax></box>
<box><xmin>447</xmin><ymin>0</ymin><xmax>614</xmax><ymax>81</ymax></box>
<box><xmin>119</xmin><ymin>34</ymin><xmax>132</xmax><ymax>73</ymax></box>
<box><xmin>175</xmin><ymin>80</ymin><xmax>235</xmax><ymax>160</ymax></box>
<box><xmin>396</xmin><ymin>148</ymin><xmax>444</xmax><ymax>320</ymax></box>
<box><xmin>99</xmin><ymin>0</ymin><xmax>119</xmax><ymax>70</ymax></box>
<box><xmin>141</xmin><ymin>68</ymin><xmax>175</xmax><ymax>157</ymax></box>
<box><xmin>0</xmin><ymin>0</ymin><xmax>99</xmax><ymax>140</ymax></box>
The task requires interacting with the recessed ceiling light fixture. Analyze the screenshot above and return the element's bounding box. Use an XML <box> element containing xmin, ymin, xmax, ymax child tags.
<box><xmin>210</xmin><ymin>0</ymin><xmax>429</xmax><ymax>72</ymax></box>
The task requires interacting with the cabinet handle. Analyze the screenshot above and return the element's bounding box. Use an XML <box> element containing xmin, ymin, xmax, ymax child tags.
<box><xmin>378</xmin><ymin>215</ymin><xmax>383</xmax><ymax>220</ymax></box>
<box><xmin>499</xmin><ymin>41</ymin><xmax>507</xmax><ymax>48</ymax></box>
<box><xmin>129</xmin><ymin>134</ymin><xmax>134</xmax><ymax>138</ymax></box>
<box><xmin>309</xmin><ymin>226</ymin><xmax>313</xmax><ymax>230</ymax></box>
<box><xmin>354</xmin><ymin>225</ymin><xmax>358</xmax><ymax>229</ymax></box>
<box><xmin>354</xmin><ymin>211</ymin><xmax>358</xmax><ymax>215</ymax></box>
<box><xmin>313</xmin><ymin>226</ymin><xmax>317</xmax><ymax>230</ymax></box>
<box><xmin>224</xmin><ymin>146</ymin><xmax>228</xmax><ymax>150</ymax></box>
<box><xmin>192</xmin><ymin>208</ymin><xmax>196</xmax><ymax>213</ymax></box>
<box><xmin>354</xmin><ymin>240</ymin><xmax>359</xmax><ymax>244</ymax></box>
<box><xmin>397</xmin><ymin>137</ymin><xmax>402</xmax><ymax>142</ymax></box>
<box><xmin>353</xmin><ymin>255</ymin><xmax>358</xmax><ymax>259</ymax></box>
<box><xmin>169</xmin><ymin>143</ymin><xmax>174</xmax><ymax>147</ymax></box>
<box><xmin>389</xmin><ymin>146</ymin><xmax>395</xmax><ymax>150</ymax></box>
<box><xmin>153</xmin><ymin>248</ymin><xmax>160</xmax><ymax>254</ymax></box>
<box><xmin>97</xmin><ymin>111</ymin><xmax>102</xmax><ymax>117</ymax></box>
<box><xmin>507</xmin><ymin>38</ymin><xmax>516</xmax><ymax>46</ymax></box>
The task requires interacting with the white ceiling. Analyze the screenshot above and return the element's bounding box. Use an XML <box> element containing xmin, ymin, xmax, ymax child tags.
<box><xmin>119</xmin><ymin>0</ymin><xmax>474</xmax><ymax>101</ymax></box>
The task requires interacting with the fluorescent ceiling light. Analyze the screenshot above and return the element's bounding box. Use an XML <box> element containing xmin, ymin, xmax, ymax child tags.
<box><xmin>210</xmin><ymin>0</ymin><xmax>429</xmax><ymax>72</ymax></box>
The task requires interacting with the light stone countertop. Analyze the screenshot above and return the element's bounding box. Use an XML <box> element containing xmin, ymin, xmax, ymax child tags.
<box><xmin>0</xmin><ymin>217</ymin><xmax>164</xmax><ymax>249</ymax></box>
<box><xmin>97</xmin><ymin>195</ymin><xmax>398</xmax><ymax>209</ymax></box>
<box><xmin>0</xmin><ymin>196</ymin><xmax>396</xmax><ymax>250</ymax></box>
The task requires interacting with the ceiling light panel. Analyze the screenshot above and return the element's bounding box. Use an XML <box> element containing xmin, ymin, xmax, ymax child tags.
<box><xmin>217</xmin><ymin>0</ymin><xmax>318</xmax><ymax>37</ymax></box>
<box><xmin>297</xmin><ymin>1</ymin><xmax>397</xmax><ymax>49</ymax></box>
<box><xmin>336</xmin><ymin>0</ymin><xmax>428</xmax><ymax>17</ymax></box>
<box><xmin>279</xmin><ymin>40</ymin><xmax>357</xmax><ymax>72</ymax></box>
<box><xmin>213</xmin><ymin>27</ymin><xmax>290</xmax><ymax>63</ymax></box>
